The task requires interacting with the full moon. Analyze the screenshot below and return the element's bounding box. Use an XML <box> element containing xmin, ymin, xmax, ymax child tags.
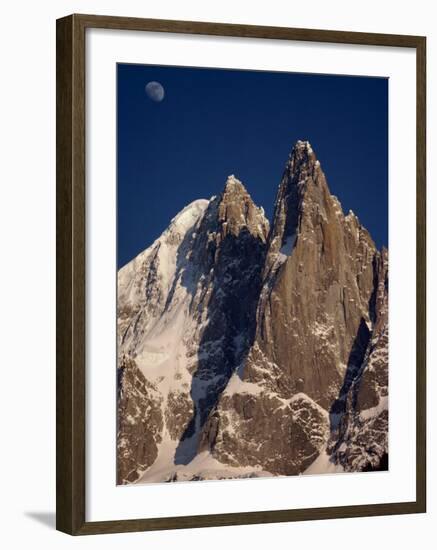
<box><xmin>145</xmin><ymin>81</ymin><xmax>165</xmax><ymax>102</ymax></box>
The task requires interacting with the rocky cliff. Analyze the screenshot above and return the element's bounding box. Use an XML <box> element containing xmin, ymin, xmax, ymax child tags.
<box><xmin>117</xmin><ymin>141</ymin><xmax>388</xmax><ymax>484</ymax></box>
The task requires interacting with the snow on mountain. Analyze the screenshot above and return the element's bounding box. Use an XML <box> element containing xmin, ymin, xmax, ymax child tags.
<box><xmin>117</xmin><ymin>199</ymin><xmax>212</xmax><ymax>483</ymax></box>
<box><xmin>117</xmin><ymin>142</ymin><xmax>389</xmax><ymax>484</ymax></box>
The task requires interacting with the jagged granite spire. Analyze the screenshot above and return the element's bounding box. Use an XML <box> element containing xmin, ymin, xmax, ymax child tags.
<box><xmin>266</xmin><ymin>140</ymin><xmax>327</xmax><ymax>273</ymax></box>
<box><xmin>202</xmin><ymin>141</ymin><xmax>388</xmax><ymax>475</ymax></box>
<box><xmin>217</xmin><ymin>175</ymin><xmax>269</xmax><ymax>241</ymax></box>
<box><xmin>256</xmin><ymin>140</ymin><xmax>379</xmax><ymax>398</ymax></box>
<box><xmin>117</xmin><ymin>141</ymin><xmax>389</xmax><ymax>483</ymax></box>
<box><xmin>117</xmin><ymin>176</ymin><xmax>270</xmax><ymax>482</ymax></box>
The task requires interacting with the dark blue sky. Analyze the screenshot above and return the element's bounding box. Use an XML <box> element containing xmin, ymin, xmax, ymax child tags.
<box><xmin>117</xmin><ymin>64</ymin><xmax>388</xmax><ymax>268</ymax></box>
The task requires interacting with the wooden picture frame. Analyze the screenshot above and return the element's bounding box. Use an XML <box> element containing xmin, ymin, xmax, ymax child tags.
<box><xmin>56</xmin><ymin>13</ymin><xmax>426</xmax><ymax>535</ymax></box>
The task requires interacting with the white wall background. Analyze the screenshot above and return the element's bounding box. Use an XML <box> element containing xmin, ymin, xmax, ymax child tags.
<box><xmin>0</xmin><ymin>0</ymin><xmax>434</xmax><ymax>548</ymax></box>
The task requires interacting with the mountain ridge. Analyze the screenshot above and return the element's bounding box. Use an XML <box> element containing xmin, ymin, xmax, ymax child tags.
<box><xmin>117</xmin><ymin>141</ymin><xmax>389</xmax><ymax>484</ymax></box>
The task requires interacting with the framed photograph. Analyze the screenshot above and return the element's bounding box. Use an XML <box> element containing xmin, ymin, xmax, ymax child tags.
<box><xmin>56</xmin><ymin>14</ymin><xmax>426</xmax><ymax>535</ymax></box>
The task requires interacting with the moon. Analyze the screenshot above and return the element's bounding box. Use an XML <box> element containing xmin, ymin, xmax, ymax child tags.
<box><xmin>145</xmin><ymin>81</ymin><xmax>165</xmax><ymax>102</ymax></box>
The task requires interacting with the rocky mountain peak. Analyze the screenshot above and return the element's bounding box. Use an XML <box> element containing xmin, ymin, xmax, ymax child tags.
<box><xmin>246</xmin><ymin>140</ymin><xmax>381</xmax><ymax>406</ymax></box>
<box><xmin>264</xmin><ymin>141</ymin><xmax>327</xmax><ymax>271</ymax></box>
<box><xmin>289</xmin><ymin>139</ymin><xmax>316</xmax><ymax>162</ymax></box>
<box><xmin>223</xmin><ymin>174</ymin><xmax>246</xmax><ymax>194</ymax></box>
<box><xmin>282</xmin><ymin>140</ymin><xmax>320</xmax><ymax>188</ymax></box>
<box><xmin>117</xmin><ymin>141</ymin><xmax>389</xmax><ymax>484</ymax></box>
<box><xmin>217</xmin><ymin>174</ymin><xmax>269</xmax><ymax>242</ymax></box>
<box><xmin>285</xmin><ymin>140</ymin><xmax>326</xmax><ymax>196</ymax></box>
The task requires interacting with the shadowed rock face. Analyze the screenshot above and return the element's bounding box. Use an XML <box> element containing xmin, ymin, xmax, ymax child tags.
<box><xmin>174</xmin><ymin>176</ymin><xmax>269</xmax><ymax>465</ymax></box>
<box><xmin>117</xmin><ymin>176</ymin><xmax>270</xmax><ymax>482</ymax></box>
<box><xmin>327</xmin><ymin>247</ymin><xmax>389</xmax><ymax>472</ymax></box>
<box><xmin>117</xmin><ymin>142</ymin><xmax>389</xmax><ymax>483</ymax></box>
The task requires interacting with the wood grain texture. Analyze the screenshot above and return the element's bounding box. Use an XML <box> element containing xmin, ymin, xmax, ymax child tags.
<box><xmin>56</xmin><ymin>14</ymin><xmax>86</xmax><ymax>535</ymax></box>
<box><xmin>56</xmin><ymin>13</ymin><xmax>427</xmax><ymax>536</ymax></box>
<box><xmin>74</xmin><ymin>13</ymin><xmax>423</xmax><ymax>47</ymax></box>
